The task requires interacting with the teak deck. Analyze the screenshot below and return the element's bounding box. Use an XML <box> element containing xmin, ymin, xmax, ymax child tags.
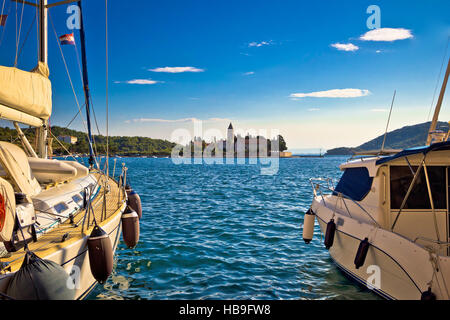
<box><xmin>0</xmin><ymin>173</ymin><xmax>125</xmax><ymax>273</ymax></box>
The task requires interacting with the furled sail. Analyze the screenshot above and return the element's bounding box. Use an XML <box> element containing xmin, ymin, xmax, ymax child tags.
<box><xmin>0</xmin><ymin>62</ymin><xmax>52</xmax><ymax>120</ymax></box>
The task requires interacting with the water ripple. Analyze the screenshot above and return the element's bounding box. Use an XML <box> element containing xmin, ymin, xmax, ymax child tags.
<box><xmin>90</xmin><ymin>157</ymin><xmax>379</xmax><ymax>300</ymax></box>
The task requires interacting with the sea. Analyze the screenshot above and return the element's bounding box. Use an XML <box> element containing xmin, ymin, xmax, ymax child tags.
<box><xmin>87</xmin><ymin>156</ymin><xmax>380</xmax><ymax>300</ymax></box>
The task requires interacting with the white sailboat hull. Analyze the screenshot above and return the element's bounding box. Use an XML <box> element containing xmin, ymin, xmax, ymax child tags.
<box><xmin>0</xmin><ymin>173</ymin><xmax>127</xmax><ymax>300</ymax></box>
<box><xmin>49</xmin><ymin>210</ymin><xmax>123</xmax><ymax>300</ymax></box>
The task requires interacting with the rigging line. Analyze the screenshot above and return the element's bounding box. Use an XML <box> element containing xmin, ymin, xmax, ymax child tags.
<box><xmin>48</xmin><ymin>129</ymin><xmax>78</xmax><ymax>162</ymax></box>
<box><xmin>380</xmin><ymin>90</ymin><xmax>396</xmax><ymax>152</ymax></box>
<box><xmin>88</xmin><ymin>96</ymin><xmax>101</xmax><ymax>142</ymax></box>
<box><xmin>0</xmin><ymin>0</ymin><xmax>5</xmax><ymax>27</ymax></box>
<box><xmin>0</xmin><ymin>0</ymin><xmax>4</xmax><ymax>50</ymax></box>
<box><xmin>48</xmin><ymin>26</ymin><xmax>99</xmax><ymax>171</ymax></box>
<box><xmin>14</xmin><ymin>0</ymin><xmax>16</xmax><ymax>63</ymax></box>
<box><xmin>0</xmin><ymin>0</ymin><xmax>11</xmax><ymax>47</ymax></box>
<box><xmin>84</xmin><ymin>95</ymin><xmax>104</xmax><ymax>166</ymax></box>
<box><xmin>73</xmin><ymin>41</ymin><xmax>103</xmax><ymax>159</ymax></box>
<box><xmin>105</xmin><ymin>0</ymin><xmax>109</xmax><ymax>177</ymax></box>
<box><xmin>73</xmin><ymin>42</ymin><xmax>84</xmax><ymax>88</ymax></box>
<box><xmin>35</xmin><ymin>0</ymin><xmax>38</xmax><ymax>61</ymax></box>
<box><xmin>48</xmin><ymin>11</ymin><xmax>92</xmax><ymax>145</ymax></box>
<box><xmin>427</xmin><ymin>36</ymin><xmax>450</xmax><ymax>122</ymax></box>
<box><xmin>13</xmin><ymin>0</ymin><xmax>25</xmax><ymax>67</ymax></box>
<box><xmin>65</xmin><ymin>103</ymin><xmax>85</xmax><ymax>128</ymax></box>
<box><xmin>16</xmin><ymin>13</ymin><xmax>36</xmax><ymax>63</ymax></box>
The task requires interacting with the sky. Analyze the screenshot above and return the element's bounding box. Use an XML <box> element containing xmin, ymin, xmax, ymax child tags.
<box><xmin>0</xmin><ymin>0</ymin><xmax>449</xmax><ymax>151</ymax></box>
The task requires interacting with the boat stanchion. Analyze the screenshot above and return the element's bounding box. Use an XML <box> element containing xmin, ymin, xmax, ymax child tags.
<box><xmin>302</xmin><ymin>209</ymin><xmax>315</xmax><ymax>244</ymax></box>
<box><xmin>421</xmin><ymin>288</ymin><xmax>436</xmax><ymax>300</ymax></box>
<box><xmin>354</xmin><ymin>238</ymin><xmax>370</xmax><ymax>269</ymax></box>
<box><xmin>324</xmin><ymin>219</ymin><xmax>336</xmax><ymax>249</ymax></box>
<box><xmin>87</xmin><ymin>225</ymin><xmax>113</xmax><ymax>284</ymax></box>
<box><xmin>126</xmin><ymin>185</ymin><xmax>142</xmax><ymax>219</ymax></box>
<box><xmin>6</xmin><ymin>251</ymin><xmax>74</xmax><ymax>300</ymax></box>
<box><xmin>121</xmin><ymin>206</ymin><xmax>140</xmax><ymax>249</ymax></box>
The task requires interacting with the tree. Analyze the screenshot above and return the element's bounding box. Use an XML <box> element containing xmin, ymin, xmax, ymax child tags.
<box><xmin>278</xmin><ymin>135</ymin><xmax>287</xmax><ymax>152</ymax></box>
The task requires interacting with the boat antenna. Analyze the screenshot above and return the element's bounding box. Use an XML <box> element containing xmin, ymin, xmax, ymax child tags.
<box><xmin>380</xmin><ymin>90</ymin><xmax>396</xmax><ymax>153</ymax></box>
<box><xmin>78</xmin><ymin>0</ymin><xmax>95</xmax><ymax>168</ymax></box>
<box><xmin>427</xmin><ymin>55</ymin><xmax>450</xmax><ymax>145</ymax></box>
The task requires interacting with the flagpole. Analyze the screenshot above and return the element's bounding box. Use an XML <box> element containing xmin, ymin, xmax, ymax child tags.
<box><xmin>78</xmin><ymin>0</ymin><xmax>95</xmax><ymax>168</ymax></box>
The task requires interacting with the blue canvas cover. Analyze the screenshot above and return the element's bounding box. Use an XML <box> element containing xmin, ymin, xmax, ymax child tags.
<box><xmin>333</xmin><ymin>167</ymin><xmax>373</xmax><ymax>201</ymax></box>
<box><xmin>376</xmin><ymin>141</ymin><xmax>450</xmax><ymax>165</ymax></box>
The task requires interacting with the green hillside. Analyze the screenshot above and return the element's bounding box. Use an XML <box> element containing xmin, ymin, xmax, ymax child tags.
<box><xmin>0</xmin><ymin>126</ymin><xmax>175</xmax><ymax>156</ymax></box>
<box><xmin>326</xmin><ymin>121</ymin><xmax>449</xmax><ymax>155</ymax></box>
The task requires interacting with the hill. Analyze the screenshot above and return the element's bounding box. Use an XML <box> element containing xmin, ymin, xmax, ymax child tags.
<box><xmin>0</xmin><ymin>126</ymin><xmax>176</xmax><ymax>156</ymax></box>
<box><xmin>325</xmin><ymin>121</ymin><xmax>449</xmax><ymax>155</ymax></box>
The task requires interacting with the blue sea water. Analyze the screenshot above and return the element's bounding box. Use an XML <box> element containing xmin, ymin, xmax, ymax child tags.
<box><xmin>88</xmin><ymin>157</ymin><xmax>380</xmax><ymax>300</ymax></box>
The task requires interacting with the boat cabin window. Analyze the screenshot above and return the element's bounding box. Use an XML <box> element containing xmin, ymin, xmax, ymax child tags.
<box><xmin>390</xmin><ymin>166</ymin><xmax>446</xmax><ymax>209</ymax></box>
<box><xmin>72</xmin><ymin>194</ymin><xmax>82</xmax><ymax>204</ymax></box>
<box><xmin>333</xmin><ymin>167</ymin><xmax>373</xmax><ymax>201</ymax></box>
<box><xmin>54</xmin><ymin>202</ymin><xmax>69</xmax><ymax>214</ymax></box>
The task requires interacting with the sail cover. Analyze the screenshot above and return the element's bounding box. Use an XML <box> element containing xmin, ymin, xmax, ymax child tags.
<box><xmin>0</xmin><ymin>62</ymin><xmax>52</xmax><ymax>120</ymax></box>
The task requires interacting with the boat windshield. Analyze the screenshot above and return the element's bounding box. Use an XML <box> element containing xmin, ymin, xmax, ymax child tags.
<box><xmin>333</xmin><ymin>167</ymin><xmax>373</xmax><ymax>201</ymax></box>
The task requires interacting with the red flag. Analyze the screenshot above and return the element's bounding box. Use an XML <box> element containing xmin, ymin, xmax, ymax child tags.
<box><xmin>59</xmin><ymin>33</ymin><xmax>75</xmax><ymax>45</ymax></box>
<box><xmin>0</xmin><ymin>15</ymin><xmax>7</xmax><ymax>27</ymax></box>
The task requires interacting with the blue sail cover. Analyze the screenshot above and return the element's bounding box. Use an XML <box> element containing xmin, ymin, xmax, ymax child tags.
<box><xmin>376</xmin><ymin>140</ymin><xmax>450</xmax><ymax>165</ymax></box>
<box><xmin>333</xmin><ymin>167</ymin><xmax>373</xmax><ymax>201</ymax></box>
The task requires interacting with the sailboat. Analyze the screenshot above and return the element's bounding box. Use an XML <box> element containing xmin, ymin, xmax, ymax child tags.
<box><xmin>303</xmin><ymin>55</ymin><xmax>450</xmax><ymax>300</ymax></box>
<box><xmin>0</xmin><ymin>0</ymin><xmax>141</xmax><ymax>299</ymax></box>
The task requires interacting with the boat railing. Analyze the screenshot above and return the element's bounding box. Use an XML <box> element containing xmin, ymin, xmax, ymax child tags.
<box><xmin>413</xmin><ymin>236</ymin><xmax>450</xmax><ymax>248</ymax></box>
<box><xmin>309</xmin><ymin>177</ymin><xmax>381</xmax><ymax>227</ymax></box>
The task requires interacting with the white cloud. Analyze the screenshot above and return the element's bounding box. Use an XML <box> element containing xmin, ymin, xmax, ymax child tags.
<box><xmin>331</xmin><ymin>43</ymin><xmax>359</xmax><ymax>52</ymax></box>
<box><xmin>290</xmin><ymin>89</ymin><xmax>371</xmax><ymax>99</ymax></box>
<box><xmin>248</xmin><ymin>41</ymin><xmax>271</xmax><ymax>47</ymax></box>
<box><xmin>243</xmin><ymin>71</ymin><xmax>255</xmax><ymax>76</ymax></box>
<box><xmin>127</xmin><ymin>117</ymin><xmax>230</xmax><ymax>124</ymax></box>
<box><xmin>307</xmin><ymin>108</ymin><xmax>320</xmax><ymax>112</ymax></box>
<box><xmin>115</xmin><ymin>79</ymin><xmax>160</xmax><ymax>85</ymax></box>
<box><xmin>149</xmin><ymin>66</ymin><xmax>204</xmax><ymax>73</ymax></box>
<box><xmin>207</xmin><ymin>118</ymin><xmax>232</xmax><ymax>122</ymax></box>
<box><xmin>370</xmin><ymin>108</ymin><xmax>388</xmax><ymax>112</ymax></box>
<box><xmin>360</xmin><ymin>28</ymin><xmax>413</xmax><ymax>42</ymax></box>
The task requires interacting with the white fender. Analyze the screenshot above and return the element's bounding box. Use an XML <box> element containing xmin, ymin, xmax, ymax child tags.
<box><xmin>302</xmin><ymin>209</ymin><xmax>315</xmax><ymax>244</ymax></box>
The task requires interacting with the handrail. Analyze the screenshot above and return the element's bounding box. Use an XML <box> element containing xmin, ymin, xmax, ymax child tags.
<box><xmin>413</xmin><ymin>236</ymin><xmax>450</xmax><ymax>247</ymax></box>
<box><xmin>309</xmin><ymin>177</ymin><xmax>381</xmax><ymax>227</ymax></box>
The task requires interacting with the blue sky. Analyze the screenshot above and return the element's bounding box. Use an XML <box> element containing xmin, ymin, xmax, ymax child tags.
<box><xmin>0</xmin><ymin>0</ymin><xmax>449</xmax><ymax>150</ymax></box>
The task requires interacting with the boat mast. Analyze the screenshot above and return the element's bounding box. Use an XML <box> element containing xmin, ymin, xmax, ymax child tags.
<box><xmin>78</xmin><ymin>0</ymin><xmax>95</xmax><ymax>168</ymax></box>
<box><xmin>37</xmin><ymin>0</ymin><xmax>48</xmax><ymax>158</ymax></box>
<box><xmin>427</xmin><ymin>56</ymin><xmax>450</xmax><ymax>145</ymax></box>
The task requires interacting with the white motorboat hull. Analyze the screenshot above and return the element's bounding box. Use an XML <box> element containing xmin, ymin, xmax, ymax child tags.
<box><xmin>312</xmin><ymin>196</ymin><xmax>450</xmax><ymax>300</ymax></box>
